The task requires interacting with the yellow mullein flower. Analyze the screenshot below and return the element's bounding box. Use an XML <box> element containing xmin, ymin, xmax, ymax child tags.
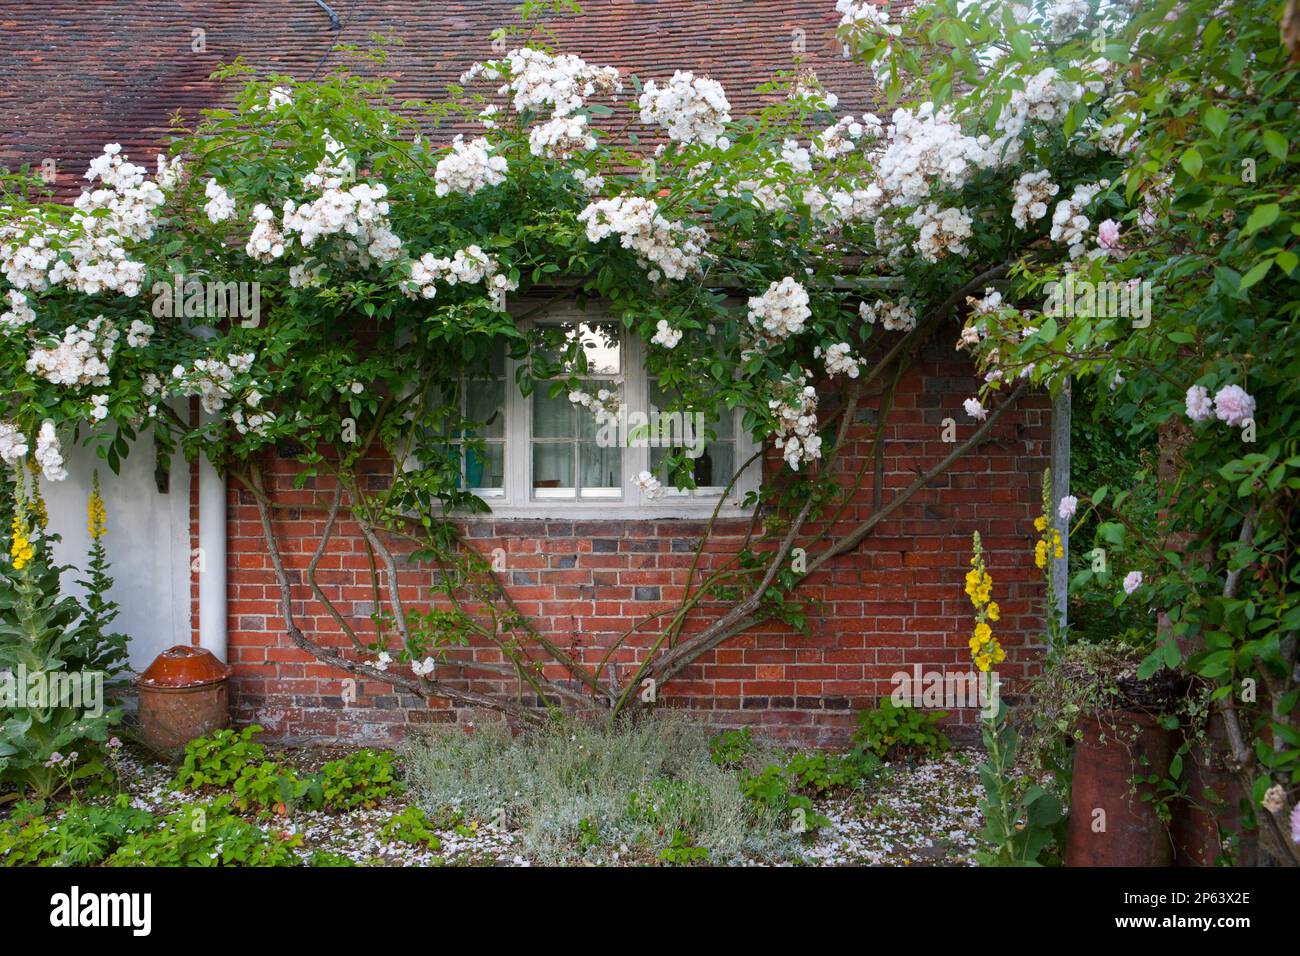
<box><xmin>1033</xmin><ymin>516</ymin><xmax>1047</xmax><ymax>532</ymax></box>
<box><xmin>88</xmin><ymin>474</ymin><xmax>107</xmax><ymax>540</ymax></box>
<box><xmin>1034</xmin><ymin>539</ymin><xmax>1048</xmax><ymax>569</ymax></box>
<box><xmin>965</xmin><ymin>568</ymin><xmax>992</xmax><ymax>606</ymax></box>
<box><xmin>10</xmin><ymin>512</ymin><xmax>34</xmax><ymax>570</ymax></box>
<box><xmin>965</xmin><ymin>531</ymin><xmax>1005</xmax><ymax>674</ymax></box>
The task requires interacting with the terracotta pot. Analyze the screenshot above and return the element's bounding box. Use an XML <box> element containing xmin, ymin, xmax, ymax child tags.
<box><xmin>136</xmin><ymin>645</ymin><xmax>232</xmax><ymax>752</ymax></box>
<box><xmin>1065</xmin><ymin>711</ymin><xmax>1174</xmax><ymax>866</ymax></box>
<box><xmin>1170</xmin><ymin>713</ymin><xmax>1256</xmax><ymax>866</ymax></box>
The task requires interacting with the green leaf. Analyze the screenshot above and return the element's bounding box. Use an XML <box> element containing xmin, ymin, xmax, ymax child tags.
<box><xmin>1162</xmin><ymin>639</ymin><xmax>1181</xmax><ymax>669</ymax></box>
<box><xmin>1180</xmin><ymin>148</ymin><xmax>1203</xmax><ymax>177</ymax></box>
<box><xmin>1242</xmin><ymin>203</ymin><xmax>1279</xmax><ymax>236</ymax></box>
<box><xmin>1203</xmin><ymin>106</ymin><xmax>1229</xmax><ymax>139</ymax></box>
<box><xmin>1261</xmin><ymin>129</ymin><xmax>1288</xmax><ymax>161</ymax></box>
<box><xmin>1238</xmin><ymin>259</ymin><xmax>1272</xmax><ymax>292</ymax></box>
<box><xmin>1009</xmin><ymin>29</ymin><xmax>1031</xmax><ymax>63</ymax></box>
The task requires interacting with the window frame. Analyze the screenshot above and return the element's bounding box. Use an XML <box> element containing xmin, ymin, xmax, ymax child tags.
<box><xmin>458</xmin><ymin>300</ymin><xmax>761</xmax><ymax>519</ymax></box>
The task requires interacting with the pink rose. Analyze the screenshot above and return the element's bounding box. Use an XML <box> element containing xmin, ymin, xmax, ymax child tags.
<box><xmin>1185</xmin><ymin>384</ymin><xmax>1213</xmax><ymax>423</ymax></box>
<box><xmin>1097</xmin><ymin>218</ymin><xmax>1122</xmax><ymax>250</ymax></box>
<box><xmin>1213</xmin><ymin>384</ymin><xmax>1256</xmax><ymax>428</ymax></box>
<box><xmin>1123</xmin><ymin>570</ymin><xmax>1143</xmax><ymax>595</ymax></box>
<box><xmin>963</xmin><ymin>397</ymin><xmax>987</xmax><ymax>421</ymax></box>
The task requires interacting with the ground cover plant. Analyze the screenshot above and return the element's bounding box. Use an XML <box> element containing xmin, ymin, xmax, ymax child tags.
<box><xmin>2</xmin><ymin>713</ymin><xmax>989</xmax><ymax>867</ymax></box>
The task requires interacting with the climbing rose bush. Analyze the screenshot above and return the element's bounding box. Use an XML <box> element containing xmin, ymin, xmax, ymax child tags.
<box><xmin>0</xmin><ymin>0</ymin><xmax>1293</xmax><ymax>863</ymax></box>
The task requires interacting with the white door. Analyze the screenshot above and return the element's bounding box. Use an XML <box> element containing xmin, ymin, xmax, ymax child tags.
<box><xmin>43</xmin><ymin>426</ymin><xmax>192</xmax><ymax>671</ymax></box>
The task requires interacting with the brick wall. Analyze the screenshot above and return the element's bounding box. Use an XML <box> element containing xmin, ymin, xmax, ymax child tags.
<box><xmin>211</xmin><ymin>339</ymin><xmax>1051</xmax><ymax>747</ymax></box>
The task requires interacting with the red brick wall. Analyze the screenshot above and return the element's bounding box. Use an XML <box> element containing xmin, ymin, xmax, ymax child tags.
<box><xmin>212</xmin><ymin>342</ymin><xmax>1051</xmax><ymax>747</ymax></box>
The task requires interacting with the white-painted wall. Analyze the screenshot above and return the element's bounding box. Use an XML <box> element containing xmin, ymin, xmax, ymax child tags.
<box><xmin>43</xmin><ymin>427</ymin><xmax>192</xmax><ymax>671</ymax></box>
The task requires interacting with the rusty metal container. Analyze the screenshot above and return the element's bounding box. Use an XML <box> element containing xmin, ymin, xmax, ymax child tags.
<box><xmin>1170</xmin><ymin>714</ymin><xmax>1256</xmax><ymax>866</ymax></box>
<box><xmin>136</xmin><ymin>645</ymin><xmax>232</xmax><ymax>752</ymax></box>
<box><xmin>1065</xmin><ymin>711</ymin><xmax>1174</xmax><ymax>866</ymax></box>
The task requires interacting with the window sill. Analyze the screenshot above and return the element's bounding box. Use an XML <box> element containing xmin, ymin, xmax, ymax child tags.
<box><xmin>456</xmin><ymin>499</ymin><xmax>756</xmax><ymax>521</ymax></box>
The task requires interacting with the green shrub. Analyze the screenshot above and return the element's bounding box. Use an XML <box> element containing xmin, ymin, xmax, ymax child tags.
<box><xmin>1</xmin><ymin>796</ymin><xmax>159</xmax><ymax>866</ymax></box>
<box><xmin>107</xmin><ymin>796</ymin><xmax>304</xmax><ymax>867</ymax></box>
<box><xmin>317</xmin><ymin>749</ymin><xmax>399</xmax><ymax>810</ymax></box>
<box><xmin>783</xmin><ymin>750</ymin><xmax>875</xmax><ymax>795</ymax></box>
<box><xmin>738</xmin><ymin>764</ymin><xmax>829</xmax><ymax>834</ymax></box>
<box><xmin>657</xmin><ymin>829</ymin><xmax>710</xmax><ymax>865</ymax></box>
<box><xmin>576</xmin><ymin>816</ymin><xmax>600</xmax><ymax>849</ymax></box>
<box><xmin>0</xmin><ymin>791</ymin><xmax>363</xmax><ymax>868</ymax></box>
<box><xmin>852</xmin><ymin>699</ymin><xmax>950</xmax><ymax>761</ymax></box>
<box><xmin>626</xmin><ymin>777</ymin><xmax>710</xmax><ymax>829</ymax></box>
<box><xmin>38</xmin><ymin>800</ymin><xmax>155</xmax><ymax>865</ymax></box>
<box><xmin>232</xmin><ymin>760</ymin><xmax>322</xmax><ymax>816</ymax></box>
<box><xmin>0</xmin><ymin>801</ymin><xmax>53</xmax><ymax>866</ymax></box>
<box><xmin>174</xmin><ymin>725</ymin><xmax>266</xmax><ymax>790</ymax></box>
<box><xmin>707</xmin><ymin>727</ymin><xmax>755</xmax><ymax>769</ymax></box>
<box><xmin>381</xmin><ymin>806</ymin><xmax>442</xmax><ymax>851</ymax></box>
<box><xmin>175</xmin><ymin>727</ymin><xmax>397</xmax><ymax>814</ymax></box>
<box><xmin>710</xmin><ymin>730</ymin><xmax>875</xmax><ymax>834</ymax></box>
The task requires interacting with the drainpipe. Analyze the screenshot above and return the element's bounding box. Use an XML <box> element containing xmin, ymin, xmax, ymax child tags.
<box><xmin>197</xmin><ymin>447</ymin><xmax>228</xmax><ymax>664</ymax></box>
<box><xmin>1050</xmin><ymin>379</ymin><xmax>1071</xmax><ymax>633</ymax></box>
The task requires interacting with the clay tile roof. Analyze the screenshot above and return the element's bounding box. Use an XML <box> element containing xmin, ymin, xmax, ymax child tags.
<box><xmin>1</xmin><ymin>0</ymin><xmax>895</xmax><ymax>199</ymax></box>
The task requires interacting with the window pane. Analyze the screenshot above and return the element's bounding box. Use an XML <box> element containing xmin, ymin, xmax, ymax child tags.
<box><xmin>533</xmin><ymin>388</ymin><xmax>575</xmax><ymax>438</ymax></box>
<box><xmin>645</xmin><ymin>376</ymin><xmax>735</xmax><ymax>493</ymax></box>
<box><xmin>580</xmin><ymin>441</ymin><xmax>620</xmax><ymax>496</ymax></box>
<box><xmin>698</xmin><ymin>441</ymin><xmax>732</xmax><ymax>488</ymax></box>
<box><xmin>578</xmin><ymin>383</ymin><xmax>616</xmax><ymax>443</ymax></box>
<box><xmin>648</xmin><ymin>377</ymin><xmax>731</xmax><ymax>443</ymax></box>
<box><xmin>649</xmin><ymin>445</ymin><xmax>717</xmax><ymax>493</ymax></box>
<box><xmin>710</xmin><ymin>407</ymin><xmax>734</xmax><ymax>440</ymax></box>
<box><xmin>577</xmin><ymin>323</ymin><xmax>621</xmax><ymax>375</ymax></box>
<box><xmin>535</xmin><ymin>322</ymin><xmax>621</xmax><ymax>375</ymax></box>
<box><xmin>465</xmin><ymin>443</ymin><xmax>504</xmax><ymax>492</ymax></box>
<box><xmin>466</xmin><ymin>379</ymin><xmax>505</xmax><ymax>438</ymax></box>
<box><xmin>646</xmin><ymin>446</ymin><xmax>682</xmax><ymax>497</ymax></box>
<box><xmin>533</xmin><ymin>443</ymin><xmax>575</xmax><ymax>497</ymax></box>
<box><xmin>424</xmin><ymin>383</ymin><xmax>455</xmax><ymax>438</ymax></box>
